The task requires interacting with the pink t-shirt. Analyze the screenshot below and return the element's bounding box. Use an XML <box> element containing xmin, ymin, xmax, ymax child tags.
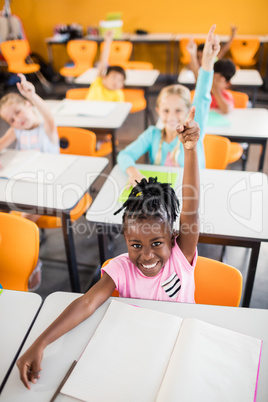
<box><xmin>210</xmin><ymin>90</ymin><xmax>235</xmax><ymax>110</ymax></box>
<box><xmin>102</xmin><ymin>242</ymin><xmax>197</xmax><ymax>303</ymax></box>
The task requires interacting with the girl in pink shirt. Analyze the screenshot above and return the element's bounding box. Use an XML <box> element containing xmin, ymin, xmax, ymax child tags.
<box><xmin>17</xmin><ymin>106</ymin><xmax>200</xmax><ymax>389</ymax></box>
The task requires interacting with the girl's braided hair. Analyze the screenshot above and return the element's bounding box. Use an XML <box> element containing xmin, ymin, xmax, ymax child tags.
<box><xmin>114</xmin><ymin>177</ymin><xmax>180</xmax><ymax>229</ymax></box>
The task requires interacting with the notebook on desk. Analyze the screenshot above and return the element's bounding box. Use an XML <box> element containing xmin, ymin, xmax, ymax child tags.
<box><xmin>61</xmin><ymin>300</ymin><xmax>262</xmax><ymax>402</ymax></box>
<box><xmin>119</xmin><ymin>169</ymin><xmax>179</xmax><ymax>203</ymax></box>
<box><xmin>54</xmin><ymin>99</ymin><xmax>117</xmax><ymax>117</ymax></box>
<box><xmin>0</xmin><ymin>150</ymin><xmax>77</xmax><ymax>183</ymax></box>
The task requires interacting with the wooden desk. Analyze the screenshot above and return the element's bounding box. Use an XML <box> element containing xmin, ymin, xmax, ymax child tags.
<box><xmin>0</xmin><ymin>289</ymin><xmax>42</xmax><ymax>393</ymax></box>
<box><xmin>86</xmin><ymin>164</ymin><xmax>268</xmax><ymax>307</ymax></box>
<box><xmin>0</xmin><ymin>150</ymin><xmax>108</xmax><ymax>292</ymax></box>
<box><xmin>178</xmin><ymin>68</ymin><xmax>263</xmax><ymax>106</ymax></box>
<box><xmin>206</xmin><ymin>108</ymin><xmax>268</xmax><ymax>171</ymax></box>
<box><xmin>47</xmin><ymin>99</ymin><xmax>132</xmax><ymax>165</ymax></box>
<box><xmin>1</xmin><ymin>292</ymin><xmax>267</xmax><ymax>401</ymax></box>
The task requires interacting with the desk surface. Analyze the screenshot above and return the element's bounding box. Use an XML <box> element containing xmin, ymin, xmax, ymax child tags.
<box><xmin>47</xmin><ymin>99</ymin><xmax>132</xmax><ymax>130</ymax></box>
<box><xmin>0</xmin><ymin>150</ymin><xmax>108</xmax><ymax>212</ymax></box>
<box><xmin>175</xmin><ymin>33</ymin><xmax>268</xmax><ymax>42</ymax></box>
<box><xmin>178</xmin><ymin>68</ymin><xmax>263</xmax><ymax>86</ymax></box>
<box><xmin>205</xmin><ymin>108</ymin><xmax>268</xmax><ymax>139</ymax></box>
<box><xmin>74</xmin><ymin>67</ymin><xmax>160</xmax><ymax>87</ymax></box>
<box><xmin>0</xmin><ymin>290</ymin><xmax>42</xmax><ymax>389</ymax></box>
<box><xmin>86</xmin><ymin>164</ymin><xmax>268</xmax><ymax>242</ymax></box>
<box><xmin>1</xmin><ymin>292</ymin><xmax>267</xmax><ymax>401</ymax></box>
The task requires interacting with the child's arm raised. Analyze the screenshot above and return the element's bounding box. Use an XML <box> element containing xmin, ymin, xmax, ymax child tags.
<box><xmin>218</xmin><ymin>25</ymin><xmax>237</xmax><ymax>59</ymax></box>
<box><xmin>201</xmin><ymin>24</ymin><xmax>220</xmax><ymax>72</ymax></box>
<box><xmin>16</xmin><ymin>74</ymin><xmax>58</xmax><ymax>145</ymax></box>
<box><xmin>16</xmin><ymin>273</ymin><xmax>116</xmax><ymax>390</ymax></box>
<box><xmin>176</xmin><ymin>106</ymin><xmax>200</xmax><ymax>264</ymax></box>
<box><xmin>97</xmin><ymin>30</ymin><xmax>114</xmax><ymax>77</ymax></box>
<box><xmin>187</xmin><ymin>38</ymin><xmax>199</xmax><ymax>80</ymax></box>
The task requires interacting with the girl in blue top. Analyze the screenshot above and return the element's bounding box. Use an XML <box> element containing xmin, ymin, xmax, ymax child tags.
<box><xmin>118</xmin><ymin>25</ymin><xmax>220</xmax><ymax>187</ymax></box>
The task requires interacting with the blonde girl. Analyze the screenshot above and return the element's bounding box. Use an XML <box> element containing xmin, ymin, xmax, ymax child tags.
<box><xmin>118</xmin><ymin>25</ymin><xmax>220</xmax><ymax>187</ymax></box>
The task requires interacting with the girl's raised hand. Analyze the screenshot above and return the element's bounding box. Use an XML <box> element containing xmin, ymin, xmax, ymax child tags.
<box><xmin>176</xmin><ymin>106</ymin><xmax>200</xmax><ymax>150</ymax></box>
<box><xmin>16</xmin><ymin>74</ymin><xmax>36</xmax><ymax>100</ymax></box>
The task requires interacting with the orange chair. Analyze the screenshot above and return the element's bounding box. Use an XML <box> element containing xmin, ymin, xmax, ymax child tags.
<box><xmin>194</xmin><ymin>256</ymin><xmax>242</xmax><ymax>307</ymax></box>
<box><xmin>66</xmin><ymin>87</ymin><xmax>147</xmax><ymax>115</ymax></box>
<box><xmin>60</xmin><ymin>40</ymin><xmax>98</xmax><ymax>77</ymax></box>
<box><xmin>0</xmin><ymin>39</ymin><xmax>40</xmax><ymax>74</ymax></box>
<box><xmin>0</xmin><ymin>212</ymin><xmax>39</xmax><ymax>291</ymax></box>
<box><xmin>100</xmin><ymin>40</ymin><xmax>133</xmax><ymax>66</ymax></box>
<box><xmin>229</xmin><ymin>38</ymin><xmax>260</xmax><ymax>67</ymax></box>
<box><xmin>101</xmin><ymin>256</ymin><xmax>243</xmax><ymax>306</ymax></box>
<box><xmin>58</xmin><ymin>126</ymin><xmax>113</xmax><ymax>158</ymax></box>
<box><xmin>226</xmin><ymin>90</ymin><xmax>249</xmax><ymax>108</ymax></box>
<box><xmin>203</xmin><ymin>134</ymin><xmax>231</xmax><ymax>169</ymax></box>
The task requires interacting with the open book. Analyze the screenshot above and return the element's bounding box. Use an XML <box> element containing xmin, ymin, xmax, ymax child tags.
<box><xmin>54</xmin><ymin>99</ymin><xmax>117</xmax><ymax>118</ymax></box>
<box><xmin>61</xmin><ymin>300</ymin><xmax>262</xmax><ymax>402</ymax></box>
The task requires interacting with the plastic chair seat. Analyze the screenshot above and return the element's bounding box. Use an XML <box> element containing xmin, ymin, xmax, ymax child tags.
<box><xmin>100</xmin><ymin>41</ymin><xmax>133</xmax><ymax>65</ymax></box>
<box><xmin>60</xmin><ymin>40</ymin><xmax>98</xmax><ymax>78</ymax></box>
<box><xmin>0</xmin><ymin>212</ymin><xmax>39</xmax><ymax>291</ymax></box>
<box><xmin>228</xmin><ymin>142</ymin><xmax>243</xmax><ymax>164</ymax></box>
<box><xmin>123</xmin><ymin>88</ymin><xmax>146</xmax><ymax>113</ymax></box>
<box><xmin>0</xmin><ymin>39</ymin><xmax>40</xmax><ymax>74</ymax></box>
<box><xmin>204</xmin><ymin>134</ymin><xmax>231</xmax><ymax>169</ymax></box>
<box><xmin>230</xmin><ymin>39</ymin><xmax>260</xmax><ymax>67</ymax></box>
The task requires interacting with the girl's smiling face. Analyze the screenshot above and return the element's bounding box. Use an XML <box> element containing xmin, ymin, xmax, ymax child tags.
<box><xmin>124</xmin><ymin>217</ymin><xmax>173</xmax><ymax>277</ymax></box>
<box><xmin>156</xmin><ymin>94</ymin><xmax>189</xmax><ymax>132</ymax></box>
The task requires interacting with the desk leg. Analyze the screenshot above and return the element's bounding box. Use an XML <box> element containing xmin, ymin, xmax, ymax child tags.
<box><xmin>251</xmin><ymin>87</ymin><xmax>258</xmax><ymax>107</ymax></box>
<box><xmin>46</xmin><ymin>43</ymin><xmax>54</xmax><ymax>68</ymax></box>
<box><xmin>111</xmin><ymin>129</ymin><xmax>116</xmax><ymax>166</ymax></box>
<box><xmin>144</xmin><ymin>88</ymin><xmax>149</xmax><ymax>128</ymax></box>
<box><xmin>62</xmin><ymin>212</ymin><xmax>80</xmax><ymax>292</ymax></box>
<box><xmin>242</xmin><ymin>242</ymin><xmax>261</xmax><ymax>308</ymax></box>
<box><xmin>258</xmin><ymin>139</ymin><xmax>267</xmax><ymax>172</ymax></box>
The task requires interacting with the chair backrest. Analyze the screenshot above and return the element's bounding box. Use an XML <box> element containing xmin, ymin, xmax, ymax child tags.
<box><xmin>102</xmin><ymin>256</ymin><xmax>242</xmax><ymax>306</ymax></box>
<box><xmin>67</xmin><ymin>40</ymin><xmax>98</xmax><ymax>69</ymax></box>
<box><xmin>194</xmin><ymin>256</ymin><xmax>242</xmax><ymax>307</ymax></box>
<box><xmin>0</xmin><ymin>39</ymin><xmax>30</xmax><ymax>70</ymax></box>
<box><xmin>226</xmin><ymin>90</ymin><xmax>249</xmax><ymax>108</ymax></box>
<box><xmin>58</xmin><ymin>126</ymin><xmax>97</xmax><ymax>156</ymax></box>
<box><xmin>203</xmin><ymin>134</ymin><xmax>231</xmax><ymax>169</ymax></box>
<box><xmin>65</xmin><ymin>87</ymin><xmax>88</xmax><ymax>100</ymax></box>
<box><xmin>0</xmin><ymin>212</ymin><xmax>39</xmax><ymax>291</ymax></box>
<box><xmin>100</xmin><ymin>40</ymin><xmax>133</xmax><ymax>64</ymax></box>
<box><xmin>230</xmin><ymin>39</ymin><xmax>260</xmax><ymax>66</ymax></box>
<box><xmin>190</xmin><ymin>89</ymin><xmax>248</xmax><ymax>108</ymax></box>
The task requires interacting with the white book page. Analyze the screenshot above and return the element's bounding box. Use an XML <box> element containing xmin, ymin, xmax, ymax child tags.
<box><xmin>61</xmin><ymin>300</ymin><xmax>183</xmax><ymax>402</ymax></box>
<box><xmin>55</xmin><ymin>100</ymin><xmax>117</xmax><ymax>117</ymax></box>
<box><xmin>6</xmin><ymin>153</ymin><xmax>77</xmax><ymax>183</ymax></box>
<box><xmin>156</xmin><ymin>318</ymin><xmax>262</xmax><ymax>402</ymax></box>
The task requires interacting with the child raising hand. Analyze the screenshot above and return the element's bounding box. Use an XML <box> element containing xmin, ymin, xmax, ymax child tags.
<box><xmin>0</xmin><ymin>73</ymin><xmax>59</xmax><ymax>153</ymax></box>
<box><xmin>117</xmin><ymin>25</ymin><xmax>220</xmax><ymax>188</ymax></box>
<box><xmin>17</xmin><ymin>109</ymin><xmax>200</xmax><ymax>390</ymax></box>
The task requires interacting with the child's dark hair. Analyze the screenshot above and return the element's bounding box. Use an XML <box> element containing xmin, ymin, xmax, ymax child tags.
<box><xmin>114</xmin><ymin>177</ymin><xmax>180</xmax><ymax>231</ymax></box>
<box><xmin>197</xmin><ymin>43</ymin><xmax>205</xmax><ymax>52</ymax></box>
<box><xmin>106</xmin><ymin>65</ymin><xmax>126</xmax><ymax>80</ymax></box>
<box><xmin>214</xmin><ymin>59</ymin><xmax>236</xmax><ymax>82</ymax></box>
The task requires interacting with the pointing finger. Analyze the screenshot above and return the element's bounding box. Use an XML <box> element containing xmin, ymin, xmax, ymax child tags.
<box><xmin>207</xmin><ymin>24</ymin><xmax>216</xmax><ymax>41</ymax></box>
<box><xmin>17</xmin><ymin>73</ymin><xmax>26</xmax><ymax>83</ymax></box>
<box><xmin>185</xmin><ymin>106</ymin><xmax>196</xmax><ymax>125</ymax></box>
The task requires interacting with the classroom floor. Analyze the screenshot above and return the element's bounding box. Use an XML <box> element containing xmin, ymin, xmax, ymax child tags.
<box><xmin>1</xmin><ymin>74</ymin><xmax>268</xmax><ymax>308</ymax></box>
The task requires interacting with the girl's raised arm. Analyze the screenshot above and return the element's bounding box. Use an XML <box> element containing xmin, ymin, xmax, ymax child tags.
<box><xmin>176</xmin><ymin>106</ymin><xmax>200</xmax><ymax>264</ymax></box>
